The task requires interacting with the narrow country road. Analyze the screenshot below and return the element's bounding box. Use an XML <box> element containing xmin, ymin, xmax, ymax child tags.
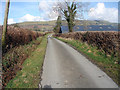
<box><xmin>40</xmin><ymin>35</ymin><xmax>118</xmax><ymax>88</ymax></box>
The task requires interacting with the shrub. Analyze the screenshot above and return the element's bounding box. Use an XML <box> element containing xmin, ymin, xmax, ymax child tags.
<box><xmin>54</xmin><ymin>31</ymin><xmax>119</xmax><ymax>57</ymax></box>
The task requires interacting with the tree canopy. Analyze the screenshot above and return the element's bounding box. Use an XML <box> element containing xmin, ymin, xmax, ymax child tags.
<box><xmin>53</xmin><ymin>16</ymin><xmax>62</xmax><ymax>33</ymax></box>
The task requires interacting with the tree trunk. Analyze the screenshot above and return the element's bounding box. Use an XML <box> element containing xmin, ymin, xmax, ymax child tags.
<box><xmin>68</xmin><ymin>23</ymin><xmax>73</xmax><ymax>32</ymax></box>
<box><xmin>2</xmin><ymin>0</ymin><xmax>10</xmax><ymax>49</ymax></box>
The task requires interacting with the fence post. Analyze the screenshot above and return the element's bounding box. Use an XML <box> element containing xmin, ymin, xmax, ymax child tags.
<box><xmin>2</xmin><ymin>0</ymin><xmax>10</xmax><ymax>49</ymax></box>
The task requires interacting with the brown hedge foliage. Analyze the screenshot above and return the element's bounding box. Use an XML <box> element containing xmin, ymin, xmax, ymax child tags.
<box><xmin>2</xmin><ymin>36</ymin><xmax>43</xmax><ymax>87</ymax></box>
<box><xmin>2</xmin><ymin>26</ymin><xmax>49</xmax><ymax>87</ymax></box>
<box><xmin>54</xmin><ymin>31</ymin><xmax>120</xmax><ymax>57</ymax></box>
<box><xmin>3</xmin><ymin>26</ymin><xmax>45</xmax><ymax>53</ymax></box>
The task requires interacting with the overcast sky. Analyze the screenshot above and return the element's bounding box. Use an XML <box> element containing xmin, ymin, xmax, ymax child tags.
<box><xmin>0</xmin><ymin>0</ymin><xmax>119</xmax><ymax>25</ymax></box>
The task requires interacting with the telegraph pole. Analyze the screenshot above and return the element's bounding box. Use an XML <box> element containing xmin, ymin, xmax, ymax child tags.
<box><xmin>2</xmin><ymin>0</ymin><xmax>10</xmax><ymax>48</ymax></box>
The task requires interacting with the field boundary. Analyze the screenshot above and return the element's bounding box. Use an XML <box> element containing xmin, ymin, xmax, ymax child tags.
<box><xmin>5</xmin><ymin>34</ymin><xmax>49</xmax><ymax>88</ymax></box>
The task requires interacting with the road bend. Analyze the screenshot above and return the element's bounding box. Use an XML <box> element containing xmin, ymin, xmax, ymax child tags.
<box><xmin>40</xmin><ymin>36</ymin><xmax>118</xmax><ymax>88</ymax></box>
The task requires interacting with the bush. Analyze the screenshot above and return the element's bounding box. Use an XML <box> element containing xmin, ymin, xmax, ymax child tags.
<box><xmin>3</xmin><ymin>26</ymin><xmax>45</xmax><ymax>53</ymax></box>
<box><xmin>54</xmin><ymin>31</ymin><xmax>119</xmax><ymax>57</ymax></box>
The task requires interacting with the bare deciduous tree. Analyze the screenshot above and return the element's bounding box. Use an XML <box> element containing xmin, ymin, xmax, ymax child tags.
<box><xmin>52</xmin><ymin>0</ymin><xmax>89</xmax><ymax>32</ymax></box>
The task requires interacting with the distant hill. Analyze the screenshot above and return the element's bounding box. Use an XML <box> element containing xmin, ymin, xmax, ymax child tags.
<box><xmin>12</xmin><ymin>20</ymin><xmax>57</xmax><ymax>32</ymax></box>
<box><xmin>10</xmin><ymin>20</ymin><xmax>118</xmax><ymax>32</ymax></box>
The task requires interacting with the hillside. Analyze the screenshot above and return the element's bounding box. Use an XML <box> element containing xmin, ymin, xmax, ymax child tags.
<box><xmin>9</xmin><ymin>20</ymin><xmax>118</xmax><ymax>32</ymax></box>
<box><xmin>14</xmin><ymin>21</ymin><xmax>57</xmax><ymax>32</ymax></box>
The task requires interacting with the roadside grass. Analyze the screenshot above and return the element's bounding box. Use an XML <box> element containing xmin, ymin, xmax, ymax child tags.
<box><xmin>56</xmin><ymin>37</ymin><xmax>119</xmax><ymax>86</ymax></box>
<box><xmin>6</xmin><ymin>34</ymin><xmax>49</xmax><ymax>88</ymax></box>
<box><xmin>3</xmin><ymin>36</ymin><xmax>44</xmax><ymax>87</ymax></box>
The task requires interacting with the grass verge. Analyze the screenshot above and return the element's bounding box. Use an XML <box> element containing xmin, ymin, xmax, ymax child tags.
<box><xmin>56</xmin><ymin>37</ymin><xmax>120</xmax><ymax>86</ymax></box>
<box><xmin>5</xmin><ymin>34</ymin><xmax>49</xmax><ymax>88</ymax></box>
<box><xmin>3</xmin><ymin>36</ymin><xmax>43</xmax><ymax>87</ymax></box>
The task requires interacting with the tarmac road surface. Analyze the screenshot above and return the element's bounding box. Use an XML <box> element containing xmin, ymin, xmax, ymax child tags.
<box><xmin>40</xmin><ymin>36</ymin><xmax>118</xmax><ymax>88</ymax></box>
